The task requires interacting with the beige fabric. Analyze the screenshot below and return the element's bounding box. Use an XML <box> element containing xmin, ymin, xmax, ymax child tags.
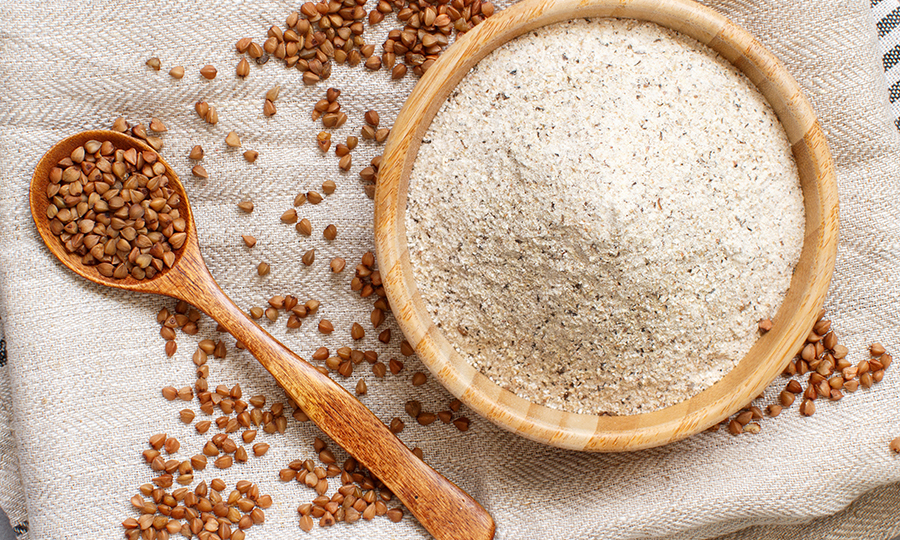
<box><xmin>710</xmin><ymin>483</ymin><xmax>900</xmax><ymax>539</ymax></box>
<box><xmin>0</xmin><ymin>0</ymin><xmax>898</xmax><ymax>539</ymax></box>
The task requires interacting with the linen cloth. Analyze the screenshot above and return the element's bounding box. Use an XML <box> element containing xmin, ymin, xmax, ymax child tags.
<box><xmin>0</xmin><ymin>0</ymin><xmax>899</xmax><ymax>539</ymax></box>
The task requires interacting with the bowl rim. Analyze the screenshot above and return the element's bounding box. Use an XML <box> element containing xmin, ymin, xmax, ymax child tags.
<box><xmin>374</xmin><ymin>0</ymin><xmax>839</xmax><ymax>451</ymax></box>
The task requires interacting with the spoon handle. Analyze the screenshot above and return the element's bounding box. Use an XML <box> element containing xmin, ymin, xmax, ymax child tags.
<box><xmin>172</xmin><ymin>263</ymin><xmax>495</xmax><ymax>540</ymax></box>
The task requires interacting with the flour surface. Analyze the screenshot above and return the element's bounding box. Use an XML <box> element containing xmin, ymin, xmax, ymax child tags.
<box><xmin>406</xmin><ymin>18</ymin><xmax>805</xmax><ymax>415</ymax></box>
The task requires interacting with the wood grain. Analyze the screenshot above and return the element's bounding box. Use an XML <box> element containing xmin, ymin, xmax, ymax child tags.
<box><xmin>374</xmin><ymin>0</ymin><xmax>839</xmax><ymax>451</ymax></box>
<box><xmin>31</xmin><ymin>130</ymin><xmax>495</xmax><ymax>540</ymax></box>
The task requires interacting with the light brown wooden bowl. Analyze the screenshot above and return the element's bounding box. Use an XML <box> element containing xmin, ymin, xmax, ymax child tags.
<box><xmin>374</xmin><ymin>0</ymin><xmax>839</xmax><ymax>451</ymax></box>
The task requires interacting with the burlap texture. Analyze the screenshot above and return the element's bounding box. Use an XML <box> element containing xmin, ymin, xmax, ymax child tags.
<box><xmin>0</xmin><ymin>0</ymin><xmax>898</xmax><ymax>539</ymax></box>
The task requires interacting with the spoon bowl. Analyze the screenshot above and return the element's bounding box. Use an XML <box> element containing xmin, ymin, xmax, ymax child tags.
<box><xmin>31</xmin><ymin>131</ymin><xmax>198</xmax><ymax>295</ymax></box>
<box><xmin>31</xmin><ymin>130</ymin><xmax>495</xmax><ymax>540</ymax></box>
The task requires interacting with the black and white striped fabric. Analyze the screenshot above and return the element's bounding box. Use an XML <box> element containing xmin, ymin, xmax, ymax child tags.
<box><xmin>874</xmin><ymin>0</ymin><xmax>900</xmax><ymax>129</ymax></box>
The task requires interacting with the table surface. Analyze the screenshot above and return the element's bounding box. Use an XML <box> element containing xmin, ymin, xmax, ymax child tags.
<box><xmin>0</xmin><ymin>509</ymin><xmax>12</xmax><ymax>540</ymax></box>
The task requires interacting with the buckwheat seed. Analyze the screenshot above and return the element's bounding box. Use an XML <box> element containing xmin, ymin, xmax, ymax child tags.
<box><xmin>318</xmin><ymin>319</ymin><xmax>334</xmax><ymax>334</ymax></box>
<box><xmin>317</xmin><ymin>132</ymin><xmax>332</xmax><ymax>152</ymax></box>
<box><xmin>405</xmin><ymin>400</ymin><xmax>421</xmax><ymax>418</ymax></box>
<box><xmin>296</xmin><ymin>219</ymin><xmax>312</xmax><ymax>236</ymax></box>
<box><xmin>364</xmin><ymin>110</ymin><xmax>379</xmax><ymax>127</ymax></box>
<box><xmin>452</xmin><ymin>417</ymin><xmax>471</xmax><ymax>431</ymax></box>
<box><xmin>391</xmin><ymin>64</ymin><xmax>407</xmax><ymax>79</ymax></box>
<box><xmin>891</xmin><ymin>437</ymin><xmax>900</xmax><ymax>453</ymax></box>
<box><xmin>799</xmin><ymin>400</ymin><xmax>815</xmax><ymax>416</ymax></box>
<box><xmin>236</xmin><ymin>58</ymin><xmax>250</xmax><ymax>78</ymax></box>
<box><xmin>149</xmin><ymin>118</ymin><xmax>167</xmax><ymax>132</ymax></box>
<box><xmin>389</xmin><ymin>358</ymin><xmax>403</xmax><ymax>374</ymax></box>
<box><xmin>351</xmin><ymin>323</ymin><xmax>364</xmax><ymax>340</ymax></box>
<box><xmin>225</xmin><ymin>132</ymin><xmax>242</xmax><ymax>148</ymax></box>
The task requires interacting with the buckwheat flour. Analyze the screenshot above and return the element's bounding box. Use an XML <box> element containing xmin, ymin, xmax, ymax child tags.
<box><xmin>406</xmin><ymin>18</ymin><xmax>805</xmax><ymax>416</ymax></box>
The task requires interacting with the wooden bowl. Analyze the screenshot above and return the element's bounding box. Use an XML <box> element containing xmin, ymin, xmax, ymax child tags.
<box><xmin>374</xmin><ymin>0</ymin><xmax>839</xmax><ymax>451</ymax></box>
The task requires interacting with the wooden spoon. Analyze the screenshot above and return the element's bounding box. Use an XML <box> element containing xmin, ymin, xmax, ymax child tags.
<box><xmin>30</xmin><ymin>130</ymin><xmax>495</xmax><ymax>540</ymax></box>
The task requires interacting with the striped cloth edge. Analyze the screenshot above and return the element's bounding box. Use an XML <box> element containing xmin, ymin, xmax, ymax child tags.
<box><xmin>873</xmin><ymin>0</ymin><xmax>900</xmax><ymax>129</ymax></box>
